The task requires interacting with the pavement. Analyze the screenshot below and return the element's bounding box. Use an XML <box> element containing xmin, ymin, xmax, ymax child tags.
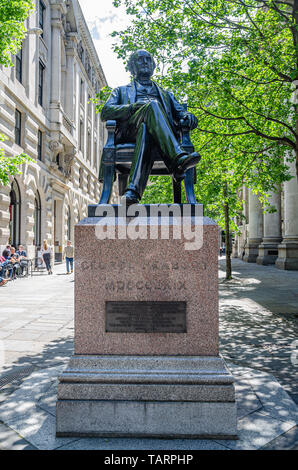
<box><xmin>0</xmin><ymin>258</ymin><xmax>296</xmax><ymax>450</ymax></box>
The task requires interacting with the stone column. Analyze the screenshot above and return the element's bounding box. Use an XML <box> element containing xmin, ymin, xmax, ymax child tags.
<box><xmin>243</xmin><ymin>190</ymin><xmax>263</xmax><ymax>263</ymax></box>
<box><xmin>64</xmin><ymin>35</ymin><xmax>77</xmax><ymax>122</ymax></box>
<box><xmin>50</xmin><ymin>5</ymin><xmax>63</xmax><ymax>126</ymax></box>
<box><xmin>257</xmin><ymin>189</ymin><xmax>282</xmax><ymax>265</ymax></box>
<box><xmin>50</xmin><ymin>19</ymin><xmax>61</xmax><ymax>105</ymax></box>
<box><xmin>276</xmin><ymin>157</ymin><xmax>298</xmax><ymax>270</ymax></box>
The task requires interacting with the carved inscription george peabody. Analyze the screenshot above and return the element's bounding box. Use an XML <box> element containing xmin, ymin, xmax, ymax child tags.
<box><xmin>106</xmin><ymin>301</ymin><xmax>187</xmax><ymax>333</ymax></box>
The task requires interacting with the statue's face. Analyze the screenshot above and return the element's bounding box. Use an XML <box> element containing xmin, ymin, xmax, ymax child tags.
<box><xmin>134</xmin><ymin>51</ymin><xmax>154</xmax><ymax>80</ymax></box>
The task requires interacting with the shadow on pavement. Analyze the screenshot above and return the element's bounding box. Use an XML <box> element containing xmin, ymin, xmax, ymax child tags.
<box><xmin>219</xmin><ymin>259</ymin><xmax>298</xmax><ymax>403</ymax></box>
<box><xmin>0</xmin><ymin>337</ymin><xmax>73</xmax><ymax>405</ymax></box>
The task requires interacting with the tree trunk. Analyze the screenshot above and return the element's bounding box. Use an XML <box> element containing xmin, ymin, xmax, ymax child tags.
<box><xmin>293</xmin><ymin>0</ymin><xmax>298</xmax><ymax>177</ymax></box>
<box><xmin>224</xmin><ymin>201</ymin><xmax>232</xmax><ymax>280</ymax></box>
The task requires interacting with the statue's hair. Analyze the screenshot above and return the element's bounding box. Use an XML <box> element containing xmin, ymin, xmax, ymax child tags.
<box><xmin>127</xmin><ymin>50</ymin><xmax>156</xmax><ymax>77</ymax></box>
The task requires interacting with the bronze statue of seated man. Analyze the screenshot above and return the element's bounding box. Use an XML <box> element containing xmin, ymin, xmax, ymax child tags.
<box><xmin>100</xmin><ymin>49</ymin><xmax>200</xmax><ymax>204</ymax></box>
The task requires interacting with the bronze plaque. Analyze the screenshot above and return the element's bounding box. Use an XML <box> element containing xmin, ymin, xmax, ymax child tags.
<box><xmin>106</xmin><ymin>301</ymin><xmax>186</xmax><ymax>333</ymax></box>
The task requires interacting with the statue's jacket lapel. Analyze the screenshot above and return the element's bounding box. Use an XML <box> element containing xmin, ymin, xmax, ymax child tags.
<box><xmin>126</xmin><ymin>82</ymin><xmax>136</xmax><ymax>104</ymax></box>
<box><xmin>154</xmin><ymin>83</ymin><xmax>175</xmax><ymax>131</ymax></box>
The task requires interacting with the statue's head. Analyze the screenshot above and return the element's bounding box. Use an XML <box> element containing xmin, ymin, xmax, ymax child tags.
<box><xmin>127</xmin><ymin>50</ymin><xmax>156</xmax><ymax>80</ymax></box>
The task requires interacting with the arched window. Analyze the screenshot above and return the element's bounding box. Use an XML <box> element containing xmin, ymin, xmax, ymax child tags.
<box><xmin>9</xmin><ymin>179</ymin><xmax>21</xmax><ymax>247</ymax></box>
<box><xmin>33</xmin><ymin>191</ymin><xmax>41</xmax><ymax>248</ymax></box>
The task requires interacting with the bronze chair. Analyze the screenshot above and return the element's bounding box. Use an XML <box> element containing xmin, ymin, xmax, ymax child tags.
<box><xmin>98</xmin><ymin>106</ymin><xmax>199</xmax><ymax>204</ymax></box>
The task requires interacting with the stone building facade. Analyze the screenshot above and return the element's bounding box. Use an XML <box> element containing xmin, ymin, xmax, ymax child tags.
<box><xmin>233</xmin><ymin>157</ymin><xmax>298</xmax><ymax>270</ymax></box>
<box><xmin>0</xmin><ymin>0</ymin><xmax>116</xmax><ymax>261</ymax></box>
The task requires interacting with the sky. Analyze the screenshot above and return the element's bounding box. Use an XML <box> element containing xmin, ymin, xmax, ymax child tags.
<box><xmin>78</xmin><ymin>0</ymin><xmax>131</xmax><ymax>87</ymax></box>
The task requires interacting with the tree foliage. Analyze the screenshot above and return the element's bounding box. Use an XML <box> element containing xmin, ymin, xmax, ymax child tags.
<box><xmin>0</xmin><ymin>0</ymin><xmax>34</xmax><ymax>67</ymax></box>
<box><xmin>110</xmin><ymin>0</ymin><xmax>297</xmax><ymax>277</ymax></box>
<box><xmin>0</xmin><ymin>135</ymin><xmax>30</xmax><ymax>186</ymax></box>
<box><xmin>110</xmin><ymin>0</ymin><xmax>297</xmax><ymax>208</ymax></box>
<box><xmin>112</xmin><ymin>0</ymin><xmax>298</xmax><ymax>167</ymax></box>
<box><xmin>0</xmin><ymin>0</ymin><xmax>34</xmax><ymax>185</ymax></box>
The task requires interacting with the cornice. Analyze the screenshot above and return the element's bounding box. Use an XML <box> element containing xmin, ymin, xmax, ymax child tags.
<box><xmin>74</xmin><ymin>0</ymin><xmax>107</xmax><ymax>88</ymax></box>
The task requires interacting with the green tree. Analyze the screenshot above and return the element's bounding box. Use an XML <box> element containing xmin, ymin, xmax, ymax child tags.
<box><xmin>110</xmin><ymin>0</ymin><xmax>297</xmax><ymax>278</ymax></box>
<box><xmin>0</xmin><ymin>0</ymin><xmax>34</xmax><ymax>185</ymax></box>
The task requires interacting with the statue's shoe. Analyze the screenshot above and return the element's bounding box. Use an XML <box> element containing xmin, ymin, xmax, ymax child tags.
<box><xmin>173</xmin><ymin>152</ymin><xmax>201</xmax><ymax>181</ymax></box>
<box><xmin>121</xmin><ymin>189</ymin><xmax>140</xmax><ymax>206</ymax></box>
<box><xmin>175</xmin><ymin>152</ymin><xmax>201</xmax><ymax>173</ymax></box>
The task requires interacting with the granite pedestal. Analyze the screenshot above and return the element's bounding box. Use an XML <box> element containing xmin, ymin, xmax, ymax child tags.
<box><xmin>56</xmin><ymin>204</ymin><xmax>237</xmax><ymax>438</ymax></box>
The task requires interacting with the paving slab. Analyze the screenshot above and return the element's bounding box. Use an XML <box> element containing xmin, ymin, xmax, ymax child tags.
<box><xmin>261</xmin><ymin>425</ymin><xmax>298</xmax><ymax>450</ymax></box>
<box><xmin>215</xmin><ymin>411</ymin><xmax>296</xmax><ymax>450</ymax></box>
<box><xmin>4</xmin><ymin>408</ymin><xmax>79</xmax><ymax>450</ymax></box>
<box><xmin>0</xmin><ymin>421</ymin><xmax>37</xmax><ymax>450</ymax></box>
<box><xmin>243</xmin><ymin>372</ymin><xmax>298</xmax><ymax>424</ymax></box>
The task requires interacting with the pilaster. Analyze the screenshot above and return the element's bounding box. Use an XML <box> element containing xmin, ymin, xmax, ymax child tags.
<box><xmin>257</xmin><ymin>189</ymin><xmax>282</xmax><ymax>265</ymax></box>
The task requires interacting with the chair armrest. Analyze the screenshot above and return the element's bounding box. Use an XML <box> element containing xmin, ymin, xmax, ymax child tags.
<box><xmin>178</xmin><ymin>103</ymin><xmax>195</xmax><ymax>152</ymax></box>
<box><xmin>105</xmin><ymin>120</ymin><xmax>116</xmax><ymax>147</ymax></box>
<box><xmin>102</xmin><ymin>120</ymin><xmax>117</xmax><ymax>164</ymax></box>
<box><xmin>106</xmin><ymin>120</ymin><xmax>116</xmax><ymax>130</ymax></box>
<box><xmin>179</xmin><ymin>119</ymin><xmax>194</xmax><ymax>153</ymax></box>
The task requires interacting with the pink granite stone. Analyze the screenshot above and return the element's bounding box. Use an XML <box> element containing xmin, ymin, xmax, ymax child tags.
<box><xmin>74</xmin><ymin>216</ymin><xmax>219</xmax><ymax>356</ymax></box>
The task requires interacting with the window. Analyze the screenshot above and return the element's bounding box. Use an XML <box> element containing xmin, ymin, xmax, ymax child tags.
<box><xmin>39</xmin><ymin>1</ymin><xmax>45</xmax><ymax>36</ymax></box>
<box><xmin>93</xmin><ymin>140</ymin><xmax>97</xmax><ymax>169</ymax></box>
<box><xmin>15</xmin><ymin>110</ymin><xmax>22</xmax><ymax>146</ymax></box>
<box><xmin>80</xmin><ymin>79</ymin><xmax>84</xmax><ymax>106</ymax></box>
<box><xmin>87</xmin><ymin>130</ymin><xmax>91</xmax><ymax>161</ymax></box>
<box><xmin>38</xmin><ymin>61</ymin><xmax>45</xmax><ymax>106</ymax></box>
<box><xmin>88</xmin><ymin>94</ymin><xmax>92</xmax><ymax>118</ymax></box>
<box><xmin>56</xmin><ymin>153</ymin><xmax>63</xmax><ymax>171</ymax></box>
<box><xmin>78</xmin><ymin>42</ymin><xmax>84</xmax><ymax>63</ymax></box>
<box><xmin>16</xmin><ymin>47</ymin><xmax>23</xmax><ymax>83</ymax></box>
<box><xmin>37</xmin><ymin>130</ymin><xmax>43</xmax><ymax>161</ymax></box>
<box><xmin>79</xmin><ymin>120</ymin><xmax>84</xmax><ymax>152</ymax></box>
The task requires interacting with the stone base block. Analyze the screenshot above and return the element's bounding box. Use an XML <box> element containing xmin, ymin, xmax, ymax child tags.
<box><xmin>276</xmin><ymin>241</ymin><xmax>298</xmax><ymax>270</ymax></box>
<box><xmin>243</xmin><ymin>239</ymin><xmax>262</xmax><ymax>263</ymax></box>
<box><xmin>256</xmin><ymin>241</ymin><xmax>280</xmax><ymax>266</ymax></box>
<box><xmin>73</xmin><ymin>212</ymin><xmax>219</xmax><ymax>356</ymax></box>
<box><xmin>56</xmin><ymin>400</ymin><xmax>237</xmax><ymax>439</ymax></box>
<box><xmin>56</xmin><ymin>355</ymin><xmax>237</xmax><ymax>438</ymax></box>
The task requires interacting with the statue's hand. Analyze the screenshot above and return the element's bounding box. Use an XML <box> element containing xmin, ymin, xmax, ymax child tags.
<box><xmin>130</xmin><ymin>102</ymin><xmax>146</xmax><ymax>114</ymax></box>
<box><xmin>181</xmin><ymin>113</ymin><xmax>198</xmax><ymax>130</ymax></box>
